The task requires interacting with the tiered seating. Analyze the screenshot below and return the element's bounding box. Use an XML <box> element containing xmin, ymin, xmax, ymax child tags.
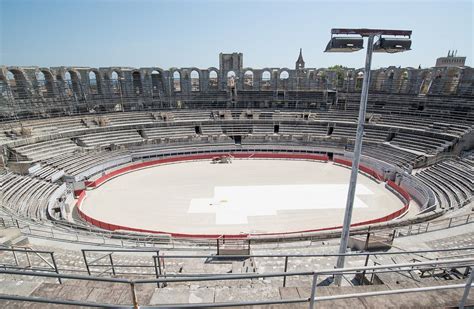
<box><xmin>172</xmin><ymin>110</ymin><xmax>213</xmax><ymax>122</ymax></box>
<box><xmin>77</xmin><ymin>130</ymin><xmax>143</xmax><ymax>148</ymax></box>
<box><xmin>103</xmin><ymin>112</ymin><xmax>155</xmax><ymax>126</ymax></box>
<box><xmin>201</xmin><ymin>124</ymin><xmax>223</xmax><ymax>135</ymax></box>
<box><xmin>360</xmin><ymin>144</ymin><xmax>421</xmax><ymax>168</ymax></box>
<box><xmin>415</xmin><ymin>158</ymin><xmax>473</xmax><ymax>209</ymax></box>
<box><xmin>10</xmin><ymin>138</ymin><xmax>79</xmax><ymax>161</ymax></box>
<box><xmin>8</xmin><ymin>117</ymin><xmax>87</xmax><ymax>137</ymax></box>
<box><xmin>389</xmin><ymin>133</ymin><xmax>453</xmax><ymax>154</ymax></box>
<box><xmin>0</xmin><ymin>173</ymin><xmax>59</xmax><ymax>219</ymax></box>
<box><xmin>42</xmin><ymin>150</ymin><xmax>132</xmax><ymax>180</ymax></box>
<box><xmin>331</xmin><ymin>125</ymin><xmax>356</xmax><ymax>139</ymax></box>
<box><xmin>279</xmin><ymin>123</ymin><xmax>327</xmax><ymax>136</ymax></box>
<box><xmin>252</xmin><ymin>124</ymin><xmax>274</xmax><ymax>135</ymax></box>
<box><xmin>30</xmin><ymin>164</ymin><xmax>64</xmax><ymax>182</ymax></box>
<box><xmin>221</xmin><ymin>123</ymin><xmax>253</xmax><ymax>135</ymax></box>
<box><xmin>364</xmin><ymin>127</ymin><xmax>388</xmax><ymax>143</ymax></box>
<box><xmin>144</xmin><ymin>126</ymin><xmax>195</xmax><ymax>140</ymax></box>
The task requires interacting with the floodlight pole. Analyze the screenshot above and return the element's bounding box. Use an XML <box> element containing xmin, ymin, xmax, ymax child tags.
<box><xmin>335</xmin><ymin>34</ymin><xmax>375</xmax><ymax>286</ymax></box>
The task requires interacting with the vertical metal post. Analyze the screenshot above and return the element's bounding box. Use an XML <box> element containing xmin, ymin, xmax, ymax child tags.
<box><xmin>308</xmin><ymin>273</ymin><xmax>319</xmax><ymax>309</ymax></box>
<box><xmin>25</xmin><ymin>250</ymin><xmax>31</xmax><ymax>268</ymax></box>
<box><xmin>448</xmin><ymin>217</ymin><xmax>453</xmax><ymax>228</ymax></box>
<box><xmin>283</xmin><ymin>256</ymin><xmax>289</xmax><ymax>287</ymax></box>
<box><xmin>109</xmin><ymin>253</ymin><xmax>116</xmax><ymax>276</ymax></box>
<box><xmin>12</xmin><ymin>250</ymin><xmax>18</xmax><ymax>266</ymax></box>
<box><xmin>459</xmin><ymin>267</ymin><xmax>473</xmax><ymax>309</ymax></box>
<box><xmin>82</xmin><ymin>250</ymin><xmax>91</xmax><ymax>276</ymax></box>
<box><xmin>335</xmin><ymin>34</ymin><xmax>375</xmax><ymax>286</ymax></box>
<box><xmin>153</xmin><ymin>255</ymin><xmax>160</xmax><ymax>288</ymax></box>
<box><xmin>51</xmin><ymin>253</ymin><xmax>62</xmax><ymax>284</ymax></box>
<box><xmin>130</xmin><ymin>282</ymin><xmax>139</xmax><ymax>309</ymax></box>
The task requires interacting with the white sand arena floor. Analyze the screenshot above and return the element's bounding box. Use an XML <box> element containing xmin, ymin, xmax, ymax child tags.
<box><xmin>81</xmin><ymin>159</ymin><xmax>404</xmax><ymax>235</ymax></box>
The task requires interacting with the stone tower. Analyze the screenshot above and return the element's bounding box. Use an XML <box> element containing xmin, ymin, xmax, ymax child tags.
<box><xmin>295</xmin><ymin>48</ymin><xmax>305</xmax><ymax>70</ymax></box>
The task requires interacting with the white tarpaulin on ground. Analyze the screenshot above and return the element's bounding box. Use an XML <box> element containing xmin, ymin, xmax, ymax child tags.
<box><xmin>189</xmin><ymin>184</ymin><xmax>372</xmax><ymax>224</ymax></box>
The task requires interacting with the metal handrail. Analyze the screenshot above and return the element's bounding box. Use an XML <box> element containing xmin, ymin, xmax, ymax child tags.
<box><xmin>0</xmin><ymin>258</ymin><xmax>472</xmax><ymax>308</ymax></box>
<box><xmin>1</xmin><ymin>208</ymin><xmax>472</xmax><ymax>248</ymax></box>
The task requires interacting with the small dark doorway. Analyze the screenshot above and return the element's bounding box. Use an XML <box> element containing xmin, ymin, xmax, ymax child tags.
<box><xmin>328</xmin><ymin>152</ymin><xmax>334</xmax><ymax>161</ymax></box>
<box><xmin>195</xmin><ymin>126</ymin><xmax>202</xmax><ymax>134</ymax></box>
<box><xmin>274</xmin><ymin>124</ymin><xmax>280</xmax><ymax>134</ymax></box>
<box><xmin>233</xmin><ymin>135</ymin><xmax>242</xmax><ymax>145</ymax></box>
<box><xmin>327</xmin><ymin>126</ymin><xmax>334</xmax><ymax>136</ymax></box>
<box><xmin>387</xmin><ymin>132</ymin><xmax>396</xmax><ymax>142</ymax></box>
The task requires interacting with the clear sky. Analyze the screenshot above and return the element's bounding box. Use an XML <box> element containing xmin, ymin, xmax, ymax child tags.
<box><xmin>1</xmin><ymin>0</ymin><xmax>472</xmax><ymax>69</ymax></box>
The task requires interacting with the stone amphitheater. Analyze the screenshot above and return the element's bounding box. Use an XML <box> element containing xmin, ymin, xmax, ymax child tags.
<box><xmin>0</xmin><ymin>52</ymin><xmax>473</xmax><ymax>308</ymax></box>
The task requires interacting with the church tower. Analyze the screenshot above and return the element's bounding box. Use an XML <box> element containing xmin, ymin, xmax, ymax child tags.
<box><xmin>295</xmin><ymin>48</ymin><xmax>305</xmax><ymax>70</ymax></box>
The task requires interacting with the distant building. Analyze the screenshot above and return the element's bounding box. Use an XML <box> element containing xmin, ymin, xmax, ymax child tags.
<box><xmin>435</xmin><ymin>50</ymin><xmax>466</xmax><ymax>67</ymax></box>
<box><xmin>295</xmin><ymin>48</ymin><xmax>305</xmax><ymax>70</ymax></box>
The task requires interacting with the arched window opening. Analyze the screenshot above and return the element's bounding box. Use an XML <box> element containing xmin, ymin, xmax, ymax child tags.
<box><xmin>40</xmin><ymin>70</ymin><xmax>55</xmax><ymax>97</ymax></box>
<box><xmin>227</xmin><ymin>71</ymin><xmax>236</xmax><ymax>88</ymax></box>
<box><xmin>110</xmin><ymin>71</ymin><xmax>120</xmax><ymax>95</ymax></box>
<box><xmin>173</xmin><ymin>71</ymin><xmax>181</xmax><ymax>92</ymax></box>
<box><xmin>64</xmin><ymin>72</ymin><xmax>73</xmax><ymax>96</ymax></box>
<box><xmin>6</xmin><ymin>70</ymin><xmax>28</xmax><ymax>99</ymax></box>
<box><xmin>35</xmin><ymin>71</ymin><xmax>46</xmax><ymax>95</ymax></box>
<box><xmin>262</xmin><ymin>71</ymin><xmax>271</xmax><ymax>81</ymax></box>
<box><xmin>89</xmin><ymin>71</ymin><xmax>100</xmax><ymax>95</ymax></box>
<box><xmin>6</xmin><ymin>71</ymin><xmax>15</xmax><ymax>81</ymax></box>
<box><xmin>261</xmin><ymin>71</ymin><xmax>271</xmax><ymax>90</ymax></box>
<box><xmin>279</xmin><ymin>71</ymin><xmax>289</xmax><ymax>80</ymax></box>
<box><xmin>151</xmin><ymin>70</ymin><xmax>163</xmax><ymax>96</ymax></box>
<box><xmin>388</xmin><ymin>71</ymin><xmax>395</xmax><ymax>80</ymax></box>
<box><xmin>208</xmin><ymin>70</ymin><xmax>218</xmax><ymax>89</ymax></box>
<box><xmin>356</xmin><ymin>71</ymin><xmax>364</xmax><ymax>89</ymax></box>
<box><xmin>419</xmin><ymin>72</ymin><xmax>432</xmax><ymax>95</ymax></box>
<box><xmin>244</xmin><ymin>70</ymin><xmax>254</xmax><ymax>88</ymax></box>
<box><xmin>132</xmin><ymin>71</ymin><xmax>143</xmax><ymax>95</ymax></box>
<box><xmin>191</xmin><ymin>70</ymin><xmax>200</xmax><ymax>92</ymax></box>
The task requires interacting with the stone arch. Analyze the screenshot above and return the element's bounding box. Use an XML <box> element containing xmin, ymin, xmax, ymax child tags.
<box><xmin>227</xmin><ymin>71</ymin><xmax>236</xmax><ymax>88</ymax></box>
<box><xmin>261</xmin><ymin>70</ymin><xmax>271</xmax><ymax>90</ymax></box>
<box><xmin>88</xmin><ymin>70</ymin><xmax>102</xmax><ymax>95</ymax></box>
<box><xmin>132</xmin><ymin>71</ymin><xmax>143</xmax><ymax>95</ymax></box>
<box><xmin>64</xmin><ymin>69</ymin><xmax>81</xmax><ymax>96</ymax></box>
<box><xmin>190</xmin><ymin>69</ymin><xmax>200</xmax><ymax>92</ymax></box>
<box><xmin>355</xmin><ymin>71</ymin><xmax>364</xmax><ymax>90</ymax></box>
<box><xmin>150</xmin><ymin>69</ymin><xmax>165</xmax><ymax>96</ymax></box>
<box><xmin>374</xmin><ymin>70</ymin><xmax>386</xmax><ymax>91</ymax></box>
<box><xmin>398</xmin><ymin>70</ymin><xmax>410</xmax><ymax>93</ymax></box>
<box><xmin>35</xmin><ymin>71</ymin><xmax>47</xmax><ymax>96</ymax></box>
<box><xmin>243</xmin><ymin>69</ymin><xmax>254</xmax><ymax>89</ymax></box>
<box><xmin>6</xmin><ymin>69</ymin><xmax>29</xmax><ymax>99</ymax></box>
<box><xmin>208</xmin><ymin>68</ymin><xmax>219</xmax><ymax>90</ymax></box>
<box><xmin>172</xmin><ymin>70</ymin><xmax>181</xmax><ymax>92</ymax></box>
<box><xmin>419</xmin><ymin>71</ymin><xmax>432</xmax><ymax>95</ymax></box>
<box><xmin>279</xmin><ymin>70</ymin><xmax>289</xmax><ymax>80</ymax></box>
<box><xmin>107</xmin><ymin>70</ymin><xmax>121</xmax><ymax>95</ymax></box>
<box><xmin>444</xmin><ymin>67</ymin><xmax>461</xmax><ymax>94</ymax></box>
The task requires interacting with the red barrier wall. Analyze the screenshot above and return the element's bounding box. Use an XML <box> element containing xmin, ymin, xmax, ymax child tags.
<box><xmin>333</xmin><ymin>157</ymin><xmax>385</xmax><ymax>181</ymax></box>
<box><xmin>75</xmin><ymin>152</ymin><xmax>410</xmax><ymax>239</ymax></box>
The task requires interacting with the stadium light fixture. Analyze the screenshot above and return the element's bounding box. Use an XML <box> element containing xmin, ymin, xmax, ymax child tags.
<box><xmin>325</xmin><ymin>28</ymin><xmax>412</xmax><ymax>286</ymax></box>
<box><xmin>324</xmin><ymin>37</ymin><xmax>364</xmax><ymax>52</ymax></box>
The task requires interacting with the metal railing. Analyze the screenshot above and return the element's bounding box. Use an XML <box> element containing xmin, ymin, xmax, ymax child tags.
<box><xmin>77</xmin><ymin>246</ymin><xmax>474</xmax><ymax>284</ymax></box>
<box><xmin>0</xmin><ymin>258</ymin><xmax>472</xmax><ymax>308</ymax></box>
<box><xmin>0</xmin><ymin>208</ymin><xmax>473</xmax><ymax>249</ymax></box>
<box><xmin>0</xmin><ymin>247</ymin><xmax>61</xmax><ymax>283</ymax></box>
